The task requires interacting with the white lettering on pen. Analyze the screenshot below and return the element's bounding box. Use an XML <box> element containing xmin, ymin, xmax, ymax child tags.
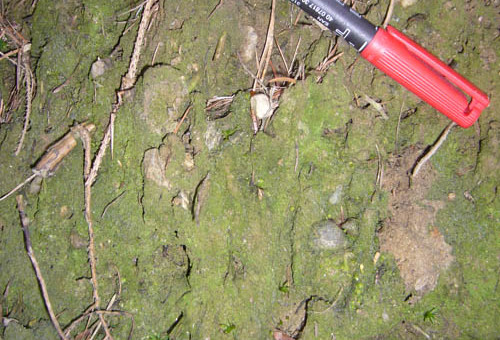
<box><xmin>335</xmin><ymin>28</ymin><xmax>351</xmax><ymax>39</ymax></box>
<box><xmin>288</xmin><ymin>0</ymin><xmax>334</xmax><ymax>26</ymax></box>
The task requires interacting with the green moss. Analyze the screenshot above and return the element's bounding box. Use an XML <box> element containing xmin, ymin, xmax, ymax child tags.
<box><xmin>0</xmin><ymin>0</ymin><xmax>499</xmax><ymax>338</ymax></box>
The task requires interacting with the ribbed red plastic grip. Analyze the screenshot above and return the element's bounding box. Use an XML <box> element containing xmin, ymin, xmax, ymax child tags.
<box><xmin>361</xmin><ymin>26</ymin><xmax>489</xmax><ymax>128</ymax></box>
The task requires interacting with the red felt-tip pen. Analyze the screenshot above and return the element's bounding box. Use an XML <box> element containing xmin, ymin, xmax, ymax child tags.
<box><xmin>288</xmin><ymin>0</ymin><xmax>490</xmax><ymax>128</ymax></box>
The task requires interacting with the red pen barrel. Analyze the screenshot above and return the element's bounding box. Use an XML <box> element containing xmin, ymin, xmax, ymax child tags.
<box><xmin>361</xmin><ymin>26</ymin><xmax>489</xmax><ymax>128</ymax></box>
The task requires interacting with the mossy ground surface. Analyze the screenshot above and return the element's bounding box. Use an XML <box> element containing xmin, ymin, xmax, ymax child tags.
<box><xmin>0</xmin><ymin>0</ymin><xmax>498</xmax><ymax>339</ymax></box>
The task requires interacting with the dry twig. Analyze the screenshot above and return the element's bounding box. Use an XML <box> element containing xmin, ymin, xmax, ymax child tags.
<box><xmin>77</xmin><ymin>2</ymin><xmax>158</xmax><ymax>337</ymax></box>
<box><xmin>16</xmin><ymin>195</ymin><xmax>68</xmax><ymax>340</ymax></box>
<box><xmin>289</xmin><ymin>37</ymin><xmax>301</xmax><ymax>77</ymax></box>
<box><xmin>15</xmin><ymin>45</ymin><xmax>34</xmax><ymax>156</ymax></box>
<box><xmin>208</xmin><ymin>0</ymin><xmax>223</xmax><ymax>19</ymax></box>
<box><xmin>411</xmin><ymin>122</ymin><xmax>456</xmax><ymax>178</ymax></box>
<box><xmin>88</xmin><ymin>0</ymin><xmax>157</xmax><ymax>180</ymax></box>
<box><xmin>76</xmin><ymin>125</ymin><xmax>113</xmax><ymax>340</ymax></box>
<box><xmin>173</xmin><ymin>105</ymin><xmax>193</xmax><ymax>134</ymax></box>
<box><xmin>0</xmin><ymin>47</ymin><xmax>19</xmax><ymax>61</ymax></box>
<box><xmin>315</xmin><ymin>40</ymin><xmax>343</xmax><ymax>82</ymax></box>
<box><xmin>0</xmin><ymin>173</ymin><xmax>37</xmax><ymax>202</ymax></box>
<box><xmin>268</xmin><ymin>77</ymin><xmax>296</xmax><ymax>85</ymax></box>
<box><xmin>205</xmin><ymin>95</ymin><xmax>234</xmax><ymax>115</ymax></box>
<box><xmin>0</xmin><ymin>123</ymin><xmax>96</xmax><ymax>202</ymax></box>
<box><xmin>0</xmin><ymin>13</ymin><xmax>35</xmax><ymax>155</ymax></box>
<box><xmin>253</xmin><ymin>0</ymin><xmax>276</xmax><ymax>91</ymax></box>
<box><xmin>395</xmin><ymin>101</ymin><xmax>405</xmax><ymax>152</ymax></box>
<box><xmin>375</xmin><ymin>144</ymin><xmax>383</xmax><ymax>189</ymax></box>
<box><xmin>382</xmin><ymin>0</ymin><xmax>396</xmax><ymax>28</ymax></box>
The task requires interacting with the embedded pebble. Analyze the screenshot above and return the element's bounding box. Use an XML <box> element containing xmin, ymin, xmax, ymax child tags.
<box><xmin>70</xmin><ymin>230</ymin><xmax>87</xmax><ymax>249</ymax></box>
<box><xmin>239</xmin><ymin>26</ymin><xmax>258</xmax><ymax>63</ymax></box>
<box><xmin>142</xmin><ymin>66</ymin><xmax>189</xmax><ymax>136</ymax></box>
<box><xmin>143</xmin><ymin>148</ymin><xmax>171</xmax><ymax>189</ymax></box>
<box><xmin>172</xmin><ymin>190</ymin><xmax>190</xmax><ymax>211</ymax></box>
<box><xmin>400</xmin><ymin>0</ymin><xmax>419</xmax><ymax>7</ymax></box>
<box><xmin>90</xmin><ymin>57</ymin><xmax>112</xmax><ymax>79</ymax></box>
<box><xmin>328</xmin><ymin>185</ymin><xmax>343</xmax><ymax>205</ymax></box>
<box><xmin>382</xmin><ymin>311</ymin><xmax>390</xmax><ymax>322</ymax></box>
<box><xmin>251</xmin><ymin>93</ymin><xmax>272</xmax><ymax>119</ymax></box>
<box><xmin>204</xmin><ymin>121</ymin><xmax>222</xmax><ymax>151</ymax></box>
<box><xmin>314</xmin><ymin>220</ymin><xmax>347</xmax><ymax>250</ymax></box>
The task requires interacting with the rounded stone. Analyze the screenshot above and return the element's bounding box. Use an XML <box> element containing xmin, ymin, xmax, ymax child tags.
<box><xmin>313</xmin><ymin>220</ymin><xmax>347</xmax><ymax>250</ymax></box>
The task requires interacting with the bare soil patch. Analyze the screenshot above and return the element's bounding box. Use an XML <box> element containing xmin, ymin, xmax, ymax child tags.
<box><xmin>379</xmin><ymin>146</ymin><xmax>454</xmax><ymax>296</ymax></box>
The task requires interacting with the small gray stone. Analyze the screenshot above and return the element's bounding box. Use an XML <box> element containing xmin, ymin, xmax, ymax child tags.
<box><xmin>239</xmin><ymin>26</ymin><xmax>258</xmax><ymax>63</ymax></box>
<box><xmin>141</xmin><ymin>66</ymin><xmax>189</xmax><ymax>136</ymax></box>
<box><xmin>401</xmin><ymin>0</ymin><xmax>419</xmax><ymax>8</ymax></box>
<box><xmin>328</xmin><ymin>185</ymin><xmax>343</xmax><ymax>205</ymax></box>
<box><xmin>90</xmin><ymin>57</ymin><xmax>112</xmax><ymax>79</ymax></box>
<box><xmin>382</xmin><ymin>311</ymin><xmax>389</xmax><ymax>322</ymax></box>
<box><xmin>314</xmin><ymin>220</ymin><xmax>347</xmax><ymax>250</ymax></box>
<box><xmin>143</xmin><ymin>148</ymin><xmax>170</xmax><ymax>189</ymax></box>
<box><xmin>204</xmin><ymin>121</ymin><xmax>222</xmax><ymax>151</ymax></box>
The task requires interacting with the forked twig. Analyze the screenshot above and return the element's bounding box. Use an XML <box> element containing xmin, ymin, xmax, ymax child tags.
<box><xmin>77</xmin><ymin>126</ymin><xmax>113</xmax><ymax>340</ymax></box>
<box><xmin>88</xmin><ymin>0</ymin><xmax>158</xmax><ymax>182</ymax></box>
<box><xmin>16</xmin><ymin>195</ymin><xmax>68</xmax><ymax>340</ymax></box>
<box><xmin>78</xmin><ymin>3</ymin><xmax>158</xmax><ymax>337</ymax></box>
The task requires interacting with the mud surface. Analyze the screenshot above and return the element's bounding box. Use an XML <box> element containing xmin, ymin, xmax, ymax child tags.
<box><xmin>0</xmin><ymin>0</ymin><xmax>499</xmax><ymax>339</ymax></box>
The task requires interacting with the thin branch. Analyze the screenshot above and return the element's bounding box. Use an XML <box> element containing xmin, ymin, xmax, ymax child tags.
<box><xmin>253</xmin><ymin>0</ymin><xmax>276</xmax><ymax>91</ymax></box>
<box><xmin>268</xmin><ymin>77</ymin><xmax>296</xmax><ymax>85</ymax></box>
<box><xmin>375</xmin><ymin>144</ymin><xmax>383</xmax><ymax>189</ymax></box>
<box><xmin>237</xmin><ymin>52</ymin><xmax>267</xmax><ymax>90</ymax></box>
<box><xmin>395</xmin><ymin>101</ymin><xmax>404</xmax><ymax>153</ymax></box>
<box><xmin>207</xmin><ymin>0</ymin><xmax>223</xmax><ymax>19</ymax></box>
<box><xmin>76</xmin><ymin>126</ymin><xmax>113</xmax><ymax>340</ymax></box>
<box><xmin>290</xmin><ymin>36</ymin><xmax>301</xmax><ymax>77</ymax></box>
<box><xmin>118</xmin><ymin>0</ymin><xmax>148</xmax><ymax>17</ymax></box>
<box><xmin>16</xmin><ymin>195</ymin><xmax>68</xmax><ymax>340</ymax></box>
<box><xmin>123</xmin><ymin>0</ymin><xmax>156</xmax><ymax>89</ymax></box>
<box><xmin>311</xmin><ymin>286</ymin><xmax>344</xmax><ymax>314</ymax></box>
<box><xmin>274</xmin><ymin>37</ymin><xmax>288</xmax><ymax>72</ymax></box>
<box><xmin>65</xmin><ymin>309</ymin><xmax>134</xmax><ymax>340</ymax></box>
<box><xmin>0</xmin><ymin>173</ymin><xmax>37</xmax><ymax>202</ymax></box>
<box><xmin>382</xmin><ymin>0</ymin><xmax>395</xmax><ymax>28</ymax></box>
<box><xmin>0</xmin><ymin>51</ymin><xmax>18</xmax><ymax>66</ymax></box>
<box><xmin>173</xmin><ymin>105</ymin><xmax>192</xmax><ymax>134</ymax></box>
<box><xmin>75</xmin><ymin>3</ymin><xmax>157</xmax><ymax>337</ymax></box>
<box><xmin>411</xmin><ymin>122</ymin><xmax>456</xmax><ymax>178</ymax></box>
<box><xmin>15</xmin><ymin>49</ymin><xmax>34</xmax><ymax>156</ymax></box>
<box><xmin>0</xmin><ymin>47</ymin><xmax>19</xmax><ymax>61</ymax></box>
<box><xmin>294</xmin><ymin>140</ymin><xmax>299</xmax><ymax>173</ymax></box>
<box><xmin>88</xmin><ymin>0</ymin><xmax>157</xmax><ymax>181</ymax></box>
